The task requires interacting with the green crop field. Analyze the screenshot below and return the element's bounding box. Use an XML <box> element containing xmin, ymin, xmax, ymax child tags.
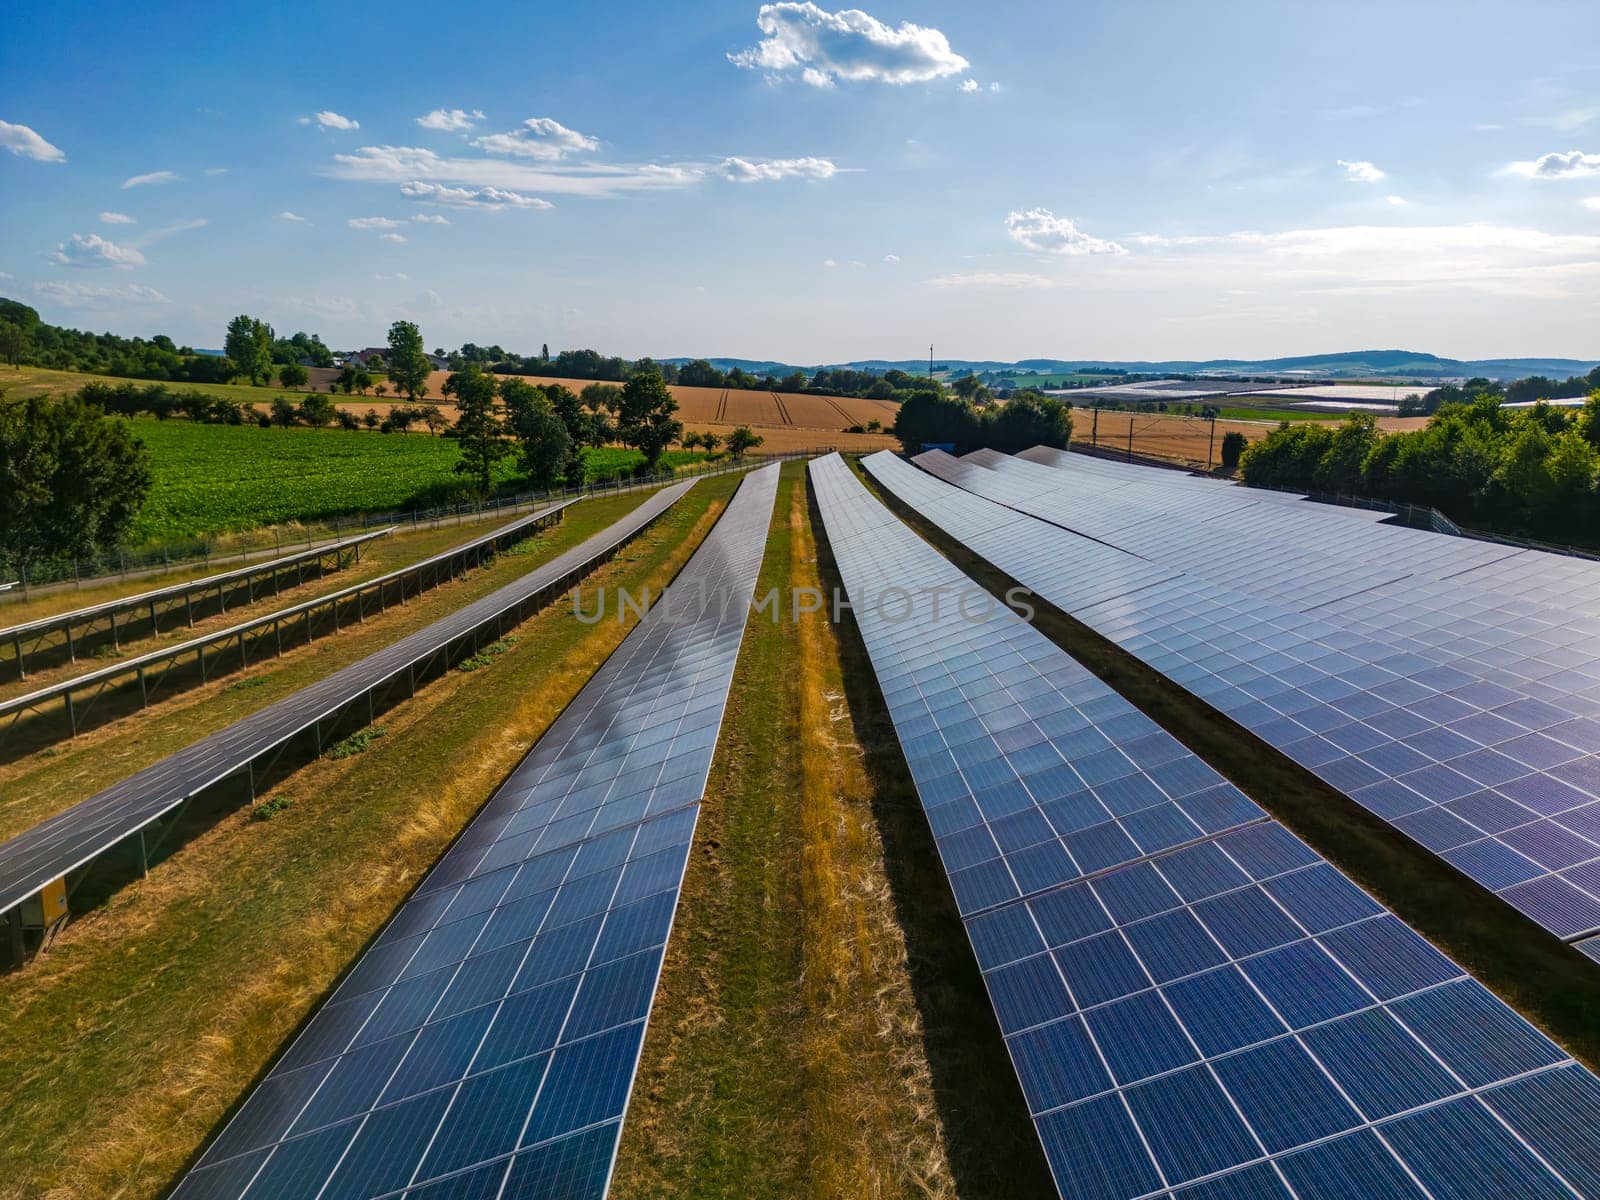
<box><xmin>124</xmin><ymin>419</ymin><xmax>703</xmax><ymax>543</ymax></box>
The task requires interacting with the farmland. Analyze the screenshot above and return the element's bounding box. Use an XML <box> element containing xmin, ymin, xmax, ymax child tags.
<box><xmin>124</xmin><ymin>420</ymin><xmax>704</xmax><ymax>542</ymax></box>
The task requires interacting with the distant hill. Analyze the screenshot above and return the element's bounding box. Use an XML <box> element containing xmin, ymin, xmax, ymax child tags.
<box><xmin>666</xmin><ymin>351</ymin><xmax>1599</xmax><ymax>383</ymax></box>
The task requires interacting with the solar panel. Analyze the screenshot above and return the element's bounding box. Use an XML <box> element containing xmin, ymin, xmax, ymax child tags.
<box><xmin>166</xmin><ymin>463</ymin><xmax>780</xmax><ymax>1200</ymax></box>
<box><xmin>868</xmin><ymin>449</ymin><xmax>1600</xmax><ymax>945</ymax></box>
<box><xmin>811</xmin><ymin>452</ymin><xmax>1600</xmax><ymax>1200</ymax></box>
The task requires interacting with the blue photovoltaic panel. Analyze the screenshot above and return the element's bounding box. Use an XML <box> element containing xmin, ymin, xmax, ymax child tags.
<box><xmin>867</xmin><ymin>448</ymin><xmax>1600</xmax><ymax>945</ymax></box>
<box><xmin>168</xmin><ymin>464</ymin><xmax>780</xmax><ymax>1200</ymax></box>
<box><xmin>811</xmin><ymin>453</ymin><xmax>1600</xmax><ymax>1200</ymax></box>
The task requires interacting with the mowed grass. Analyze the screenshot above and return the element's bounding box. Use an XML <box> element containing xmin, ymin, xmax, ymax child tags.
<box><xmin>0</xmin><ymin>473</ymin><xmax>741</xmax><ymax>1200</ymax></box>
<box><xmin>612</xmin><ymin>463</ymin><xmax>1053</xmax><ymax>1199</ymax></box>
<box><xmin>0</xmin><ymin>489</ymin><xmax>666</xmax><ymax>845</ymax></box>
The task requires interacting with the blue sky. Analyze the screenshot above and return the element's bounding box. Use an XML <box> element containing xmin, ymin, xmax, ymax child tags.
<box><xmin>3</xmin><ymin>0</ymin><xmax>1599</xmax><ymax>362</ymax></box>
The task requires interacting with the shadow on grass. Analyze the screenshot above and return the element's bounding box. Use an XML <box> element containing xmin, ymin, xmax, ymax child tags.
<box><xmin>806</xmin><ymin>480</ymin><xmax>1058</xmax><ymax>1199</ymax></box>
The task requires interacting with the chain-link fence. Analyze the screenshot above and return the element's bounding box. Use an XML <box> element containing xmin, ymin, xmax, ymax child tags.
<box><xmin>1</xmin><ymin>449</ymin><xmax>830</xmax><ymax>598</ymax></box>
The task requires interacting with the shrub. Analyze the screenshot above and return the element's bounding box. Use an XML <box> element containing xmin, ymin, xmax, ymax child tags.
<box><xmin>1219</xmin><ymin>430</ymin><xmax>1248</xmax><ymax>472</ymax></box>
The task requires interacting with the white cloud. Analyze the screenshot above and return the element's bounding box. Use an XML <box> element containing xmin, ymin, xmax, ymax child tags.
<box><xmin>472</xmin><ymin>117</ymin><xmax>599</xmax><ymax>160</ymax></box>
<box><xmin>0</xmin><ymin>119</ymin><xmax>66</xmax><ymax>162</ymax></box>
<box><xmin>1337</xmin><ymin>159</ymin><xmax>1386</xmax><ymax>183</ymax></box>
<box><xmin>1503</xmin><ymin>149</ymin><xmax>1600</xmax><ymax>179</ymax></box>
<box><xmin>349</xmin><ymin>216</ymin><xmax>404</xmax><ymax>230</ymax></box>
<box><xmin>279</xmin><ymin>210</ymin><xmax>309</xmax><ymax>222</ymax></box>
<box><xmin>135</xmin><ymin>218</ymin><xmax>207</xmax><ymax>247</ymax></box>
<box><xmin>1585</xmin><ymin>196</ymin><xmax>1600</xmax><ymax>212</ymax></box>
<box><xmin>204</xmin><ymin>166</ymin><xmax>228</xmax><ymax>175</ymax></box>
<box><xmin>730</xmin><ymin>2</ymin><xmax>969</xmax><ymax>87</ymax></box>
<box><xmin>34</xmin><ymin>281</ymin><xmax>169</xmax><ymax>308</ymax></box>
<box><xmin>380</xmin><ymin>232</ymin><xmax>407</xmax><ymax>243</ymax></box>
<box><xmin>1386</xmin><ymin>195</ymin><xmax>1407</xmax><ymax>206</ymax></box>
<box><xmin>374</xmin><ymin>272</ymin><xmax>409</xmax><ymax>281</ymax></box>
<box><xmin>397</xmin><ymin>180</ymin><xmax>554</xmax><ymax>210</ymax></box>
<box><xmin>1005</xmin><ymin>208</ymin><xmax>1126</xmax><ymax>256</ymax></box>
<box><xmin>99</xmin><ymin>211</ymin><xmax>136</xmax><ymax>224</ymax></box>
<box><xmin>0</xmin><ymin>271</ymin><xmax>10</xmax><ymax>280</ymax></box>
<box><xmin>122</xmin><ymin>170</ymin><xmax>178</xmax><ymax>189</ymax></box>
<box><xmin>721</xmin><ymin>155</ymin><xmax>838</xmax><ymax>182</ymax></box>
<box><xmin>412</xmin><ymin>212</ymin><xmax>449</xmax><ymax>224</ymax></box>
<box><xmin>926</xmin><ymin>271</ymin><xmax>1057</xmax><ymax>289</ymax></box>
<box><xmin>51</xmin><ymin>233</ymin><xmax>146</xmax><ymax>269</ymax></box>
<box><xmin>416</xmin><ymin>108</ymin><xmax>485</xmax><ymax>132</ymax></box>
<box><xmin>883</xmin><ymin>253</ymin><xmax>900</xmax><ymax>263</ymax></box>
<box><xmin>301</xmin><ymin>110</ymin><xmax>360</xmax><ymax>131</ymax></box>
<box><xmin>1126</xmin><ymin>222</ymin><xmax>1600</xmax><ymax>299</ymax></box>
<box><xmin>960</xmin><ymin>79</ymin><xmax>978</xmax><ymax>93</ymax></box>
<box><xmin>822</xmin><ymin>258</ymin><xmax>838</xmax><ymax>268</ymax></box>
<box><xmin>330</xmin><ymin>145</ymin><xmax>695</xmax><ymax>198</ymax></box>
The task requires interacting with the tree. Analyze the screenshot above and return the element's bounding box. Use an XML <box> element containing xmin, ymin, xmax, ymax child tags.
<box><xmin>677</xmin><ymin>359</ymin><xmax>724</xmax><ymax>388</ymax></box>
<box><xmin>541</xmin><ymin>343</ymin><xmax>550</xmax><ymax>363</ymax></box>
<box><xmin>387</xmin><ymin>320</ymin><xmax>432</xmax><ymax>401</ymax></box>
<box><xmin>270</xmin><ymin>395</ymin><xmax>298</xmax><ymax>427</ymax></box>
<box><xmin>299</xmin><ymin>393</ymin><xmax>336</xmax><ymax>427</ymax></box>
<box><xmin>0</xmin><ymin>321</ymin><xmax>28</xmax><ymax>368</ymax></box>
<box><xmin>0</xmin><ymin>393</ymin><xmax>152</xmax><ymax>574</ymax></box>
<box><xmin>336</xmin><ymin>409</ymin><xmax>361</xmax><ymax>431</ymax></box>
<box><xmin>362</xmin><ymin>408</ymin><xmax>381</xmax><ymax>430</ymax></box>
<box><xmin>680</xmin><ymin>431</ymin><xmax>702</xmax><ymax>451</ymax></box>
<box><xmin>1220</xmin><ymin>430</ymin><xmax>1248</xmax><ymax>472</ymax></box>
<box><xmin>419</xmin><ymin>403</ymin><xmax>446</xmax><ymax>435</ymax></box>
<box><xmin>893</xmin><ymin>392</ymin><xmax>981</xmax><ymax>454</ymax></box>
<box><xmin>726</xmin><ymin>425</ymin><xmax>763</xmax><ymax>459</ymax></box>
<box><xmin>444</xmin><ymin>364</ymin><xmax>510</xmax><ymax>494</ymax></box>
<box><xmin>374</xmin><ymin>383</ymin><xmax>388</xmax><ymax>400</ymax></box>
<box><xmin>701</xmin><ymin>431</ymin><xmax>721</xmax><ymax>453</ymax></box>
<box><xmin>981</xmin><ymin>393</ymin><xmax>1072</xmax><ymax>453</ymax></box>
<box><xmin>612</xmin><ymin>370</ymin><xmax>682</xmax><ymax>471</ymax></box>
<box><xmin>510</xmin><ymin>392</ymin><xmax>572</xmax><ymax>489</ymax></box>
<box><xmin>225</xmin><ymin>314</ymin><xmax>273</xmax><ymax>385</ymax></box>
<box><xmin>278</xmin><ymin>362</ymin><xmax>309</xmax><ymax>391</ymax></box>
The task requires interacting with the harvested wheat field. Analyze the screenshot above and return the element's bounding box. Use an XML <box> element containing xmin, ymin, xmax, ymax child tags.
<box><xmin>1070</xmin><ymin>409</ymin><xmax>1431</xmax><ymax>467</ymax></box>
<box><xmin>305</xmin><ymin>368</ymin><xmax>899</xmax><ymax>434</ymax></box>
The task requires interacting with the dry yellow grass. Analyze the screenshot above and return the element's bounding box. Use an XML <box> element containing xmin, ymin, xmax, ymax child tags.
<box><xmin>1071</xmin><ymin>409</ymin><xmax>1431</xmax><ymax>467</ymax></box>
<box><xmin>613</xmin><ymin>465</ymin><xmax>961</xmax><ymax>1199</ymax></box>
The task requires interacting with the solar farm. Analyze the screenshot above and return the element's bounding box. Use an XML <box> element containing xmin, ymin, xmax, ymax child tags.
<box><xmin>4</xmin><ymin>450</ymin><xmax>1600</xmax><ymax>1200</ymax></box>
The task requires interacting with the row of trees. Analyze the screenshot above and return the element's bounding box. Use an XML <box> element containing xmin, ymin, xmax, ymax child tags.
<box><xmin>1239</xmin><ymin>396</ymin><xmax>1600</xmax><ymax>546</ymax></box>
<box><xmin>892</xmin><ymin>390</ymin><xmax>1075</xmax><ymax>455</ymax></box>
<box><xmin>1400</xmin><ymin>370</ymin><xmax>1600</xmax><ymax>417</ymax></box>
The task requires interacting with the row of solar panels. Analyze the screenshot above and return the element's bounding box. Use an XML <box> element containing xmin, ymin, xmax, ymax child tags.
<box><xmin>0</xmin><ymin>485</ymin><xmax>687</xmax><ymax>920</ymax></box>
<box><xmin>811</xmin><ymin>453</ymin><xmax>1600</xmax><ymax>1200</ymax></box>
<box><xmin>872</xmin><ymin>448</ymin><xmax>1600</xmax><ymax>955</ymax></box>
<box><xmin>168</xmin><ymin>464</ymin><xmax>782</xmax><ymax>1200</ymax></box>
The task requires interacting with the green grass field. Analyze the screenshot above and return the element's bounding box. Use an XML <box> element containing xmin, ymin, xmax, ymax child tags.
<box><xmin>0</xmin><ymin>365</ymin><xmax>294</xmax><ymax>406</ymax></box>
<box><xmin>121</xmin><ymin>419</ymin><xmax>703</xmax><ymax>543</ymax></box>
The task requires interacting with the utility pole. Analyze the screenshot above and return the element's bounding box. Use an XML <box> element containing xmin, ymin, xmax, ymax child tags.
<box><xmin>929</xmin><ymin>344</ymin><xmax>934</xmax><ymax>381</ymax></box>
<box><xmin>1207</xmin><ymin>412</ymin><xmax>1217</xmax><ymax>470</ymax></box>
<box><xmin>1091</xmin><ymin>405</ymin><xmax>1100</xmax><ymax>448</ymax></box>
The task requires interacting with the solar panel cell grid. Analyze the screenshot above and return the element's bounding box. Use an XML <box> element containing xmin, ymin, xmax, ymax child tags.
<box><xmin>867</xmin><ymin>449</ymin><xmax>1600</xmax><ymax>944</ymax></box>
<box><xmin>167</xmin><ymin>465</ymin><xmax>780</xmax><ymax>1200</ymax></box>
<box><xmin>811</xmin><ymin>453</ymin><xmax>1600</xmax><ymax>1200</ymax></box>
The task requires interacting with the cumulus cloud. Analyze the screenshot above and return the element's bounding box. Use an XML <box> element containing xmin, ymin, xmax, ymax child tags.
<box><xmin>1503</xmin><ymin>149</ymin><xmax>1600</xmax><ymax>179</ymax></box>
<box><xmin>34</xmin><ymin>281</ymin><xmax>169</xmax><ymax>308</ymax></box>
<box><xmin>472</xmin><ymin>117</ymin><xmax>599</xmax><ymax>159</ymax></box>
<box><xmin>330</xmin><ymin>145</ymin><xmax>693</xmax><ymax>198</ymax></box>
<box><xmin>822</xmin><ymin>258</ymin><xmax>838</xmax><ymax>268</ymax></box>
<box><xmin>1337</xmin><ymin>159</ymin><xmax>1386</xmax><ymax>183</ymax></box>
<box><xmin>279</xmin><ymin>210</ymin><xmax>309</xmax><ymax>222</ymax></box>
<box><xmin>959</xmin><ymin>79</ymin><xmax>999</xmax><ymax>94</ymax></box>
<box><xmin>0</xmin><ymin>119</ymin><xmax>66</xmax><ymax>162</ymax></box>
<box><xmin>1005</xmin><ymin>208</ymin><xmax>1126</xmax><ymax>256</ymax></box>
<box><xmin>379</xmin><ymin>232</ymin><xmax>407</xmax><ymax>243</ymax></box>
<box><xmin>348</xmin><ymin>216</ymin><xmax>404</xmax><ymax>229</ymax></box>
<box><xmin>721</xmin><ymin>155</ymin><xmax>838</xmax><ymax>182</ymax></box>
<box><xmin>123</xmin><ymin>170</ymin><xmax>178</xmax><ymax>189</ymax></box>
<box><xmin>1585</xmin><ymin>196</ymin><xmax>1600</xmax><ymax>212</ymax></box>
<box><xmin>301</xmin><ymin>110</ymin><xmax>360</xmax><ymax>130</ymax></box>
<box><xmin>412</xmin><ymin>212</ymin><xmax>450</xmax><ymax>224</ymax></box>
<box><xmin>99</xmin><ymin>211</ymin><xmax>136</xmax><ymax>224</ymax></box>
<box><xmin>925</xmin><ymin>271</ymin><xmax>1056</xmax><ymax>289</ymax></box>
<box><xmin>1386</xmin><ymin>194</ymin><xmax>1407</xmax><ymax>206</ymax></box>
<box><xmin>416</xmin><ymin>108</ymin><xmax>485</xmax><ymax>132</ymax></box>
<box><xmin>730</xmin><ymin>2</ymin><xmax>969</xmax><ymax>87</ymax></box>
<box><xmin>883</xmin><ymin>253</ymin><xmax>900</xmax><ymax>263</ymax></box>
<box><xmin>398</xmin><ymin>180</ymin><xmax>554</xmax><ymax>210</ymax></box>
<box><xmin>51</xmin><ymin>233</ymin><xmax>147</xmax><ymax>269</ymax></box>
